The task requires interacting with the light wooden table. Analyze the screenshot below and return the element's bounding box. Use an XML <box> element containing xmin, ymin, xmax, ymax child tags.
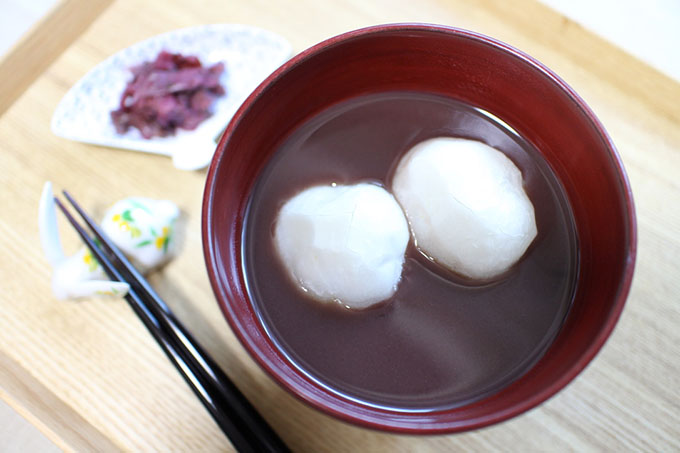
<box><xmin>1</xmin><ymin>0</ymin><xmax>679</xmax><ymax>451</ymax></box>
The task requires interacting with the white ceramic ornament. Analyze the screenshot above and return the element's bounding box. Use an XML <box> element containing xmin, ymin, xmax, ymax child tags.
<box><xmin>39</xmin><ymin>182</ymin><xmax>179</xmax><ymax>300</ymax></box>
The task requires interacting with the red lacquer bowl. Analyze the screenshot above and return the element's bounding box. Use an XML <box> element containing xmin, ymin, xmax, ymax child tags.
<box><xmin>202</xmin><ymin>24</ymin><xmax>636</xmax><ymax>433</ymax></box>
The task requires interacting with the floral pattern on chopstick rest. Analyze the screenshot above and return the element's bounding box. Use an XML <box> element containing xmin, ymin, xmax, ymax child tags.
<box><xmin>39</xmin><ymin>182</ymin><xmax>180</xmax><ymax>300</ymax></box>
<box><xmin>101</xmin><ymin>198</ymin><xmax>179</xmax><ymax>273</ymax></box>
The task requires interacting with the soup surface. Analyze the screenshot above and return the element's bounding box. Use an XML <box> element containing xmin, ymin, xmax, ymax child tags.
<box><xmin>243</xmin><ymin>91</ymin><xmax>578</xmax><ymax>410</ymax></box>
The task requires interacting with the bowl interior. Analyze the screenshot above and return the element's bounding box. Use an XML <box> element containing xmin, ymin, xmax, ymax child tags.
<box><xmin>203</xmin><ymin>24</ymin><xmax>636</xmax><ymax>433</ymax></box>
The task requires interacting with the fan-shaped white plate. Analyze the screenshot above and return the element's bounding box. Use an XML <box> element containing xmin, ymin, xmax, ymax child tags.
<box><xmin>51</xmin><ymin>24</ymin><xmax>291</xmax><ymax>170</ymax></box>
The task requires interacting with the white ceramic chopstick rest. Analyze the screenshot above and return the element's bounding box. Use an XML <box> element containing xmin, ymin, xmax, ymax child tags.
<box><xmin>39</xmin><ymin>182</ymin><xmax>179</xmax><ymax>300</ymax></box>
<box><xmin>39</xmin><ymin>182</ymin><xmax>128</xmax><ymax>299</ymax></box>
<box><xmin>100</xmin><ymin>197</ymin><xmax>180</xmax><ymax>274</ymax></box>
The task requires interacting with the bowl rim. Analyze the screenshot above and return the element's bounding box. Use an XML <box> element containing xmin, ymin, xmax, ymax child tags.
<box><xmin>202</xmin><ymin>23</ymin><xmax>637</xmax><ymax>433</ymax></box>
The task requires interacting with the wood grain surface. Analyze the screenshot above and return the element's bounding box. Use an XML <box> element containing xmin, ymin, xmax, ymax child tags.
<box><xmin>1</xmin><ymin>0</ymin><xmax>678</xmax><ymax>451</ymax></box>
<box><xmin>0</xmin><ymin>0</ymin><xmax>113</xmax><ymax>117</ymax></box>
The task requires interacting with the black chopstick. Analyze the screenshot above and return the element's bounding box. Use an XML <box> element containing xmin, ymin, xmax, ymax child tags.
<box><xmin>54</xmin><ymin>192</ymin><xmax>290</xmax><ymax>453</ymax></box>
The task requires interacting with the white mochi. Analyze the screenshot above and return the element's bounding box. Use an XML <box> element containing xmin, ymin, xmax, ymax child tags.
<box><xmin>274</xmin><ymin>183</ymin><xmax>409</xmax><ymax>309</ymax></box>
<box><xmin>392</xmin><ymin>137</ymin><xmax>537</xmax><ymax>280</ymax></box>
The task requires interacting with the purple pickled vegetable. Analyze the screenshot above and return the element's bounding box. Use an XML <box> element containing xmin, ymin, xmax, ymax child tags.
<box><xmin>111</xmin><ymin>51</ymin><xmax>225</xmax><ymax>139</ymax></box>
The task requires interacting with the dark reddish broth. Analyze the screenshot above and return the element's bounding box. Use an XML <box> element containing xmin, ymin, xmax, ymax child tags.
<box><xmin>242</xmin><ymin>92</ymin><xmax>578</xmax><ymax>410</ymax></box>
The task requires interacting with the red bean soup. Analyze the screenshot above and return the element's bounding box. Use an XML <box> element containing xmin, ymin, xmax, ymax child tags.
<box><xmin>242</xmin><ymin>91</ymin><xmax>578</xmax><ymax>410</ymax></box>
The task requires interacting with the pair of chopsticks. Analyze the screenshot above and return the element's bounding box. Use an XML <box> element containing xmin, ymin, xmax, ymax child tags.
<box><xmin>55</xmin><ymin>191</ymin><xmax>289</xmax><ymax>453</ymax></box>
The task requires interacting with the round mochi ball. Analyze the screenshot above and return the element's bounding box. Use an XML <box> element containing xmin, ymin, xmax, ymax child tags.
<box><xmin>392</xmin><ymin>137</ymin><xmax>537</xmax><ymax>280</ymax></box>
<box><xmin>274</xmin><ymin>183</ymin><xmax>409</xmax><ymax>309</ymax></box>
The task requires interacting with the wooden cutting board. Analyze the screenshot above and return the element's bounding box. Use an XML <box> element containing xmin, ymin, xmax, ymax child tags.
<box><xmin>1</xmin><ymin>0</ymin><xmax>678</xmax><ymax>451</ymax></box>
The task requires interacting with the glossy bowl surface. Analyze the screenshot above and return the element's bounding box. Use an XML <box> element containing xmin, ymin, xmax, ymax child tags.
<box><xmin>202</xmin><ymin>24</ymin><xmax>636</xmax><ymax>433</ymax></box>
